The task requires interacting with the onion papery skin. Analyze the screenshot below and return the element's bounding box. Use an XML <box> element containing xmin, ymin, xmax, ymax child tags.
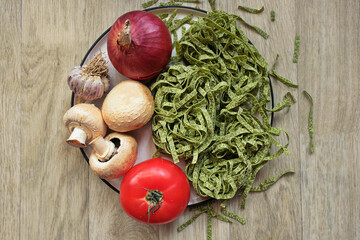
<box><xmin>107</xmin><ymin>11</ymin><xmax>172</xmax><ymax>81</ymax></box>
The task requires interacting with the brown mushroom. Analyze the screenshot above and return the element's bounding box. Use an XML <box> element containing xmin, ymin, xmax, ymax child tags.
<box><xmin>63</xmin><ymin>103</ymin><xmax>115</xmax><ymax>160</ymax></box>
<box><xmin>89</xmin><ymin>132</ymin><xmax>137</xmax><ymax>179</ymax></box>
<box><xmin>101</xmin><ymin>80</ymin><xmax>154</xmax><ymax>132</ymax></box>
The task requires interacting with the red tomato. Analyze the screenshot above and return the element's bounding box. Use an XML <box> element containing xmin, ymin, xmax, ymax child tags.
<box><xmin>120</xmin><ymin>158</ymin><xmax>190</xmax><ymax>225</ymax></box>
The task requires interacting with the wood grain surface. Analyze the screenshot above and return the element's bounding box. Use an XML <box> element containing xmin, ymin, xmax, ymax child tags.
<box><xmin>1</xmin><ymin>0</ymin><xmax>359</xmax><ymax>239</ymax></box>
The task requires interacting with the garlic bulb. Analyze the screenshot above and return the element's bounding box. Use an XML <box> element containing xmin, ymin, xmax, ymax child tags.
<box><xmin>67</xmin><ymin>53</ymin><xmax>110</xmax><ymax>102</ymax></box>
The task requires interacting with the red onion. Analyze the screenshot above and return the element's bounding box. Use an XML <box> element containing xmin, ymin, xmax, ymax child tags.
<box><xmin>107</xmin><ymin>11</ymin><xmax>172</xmax><ymax>80</ymax></box>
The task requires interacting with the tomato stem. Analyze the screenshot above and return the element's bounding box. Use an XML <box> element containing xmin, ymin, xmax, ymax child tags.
<box><xmin>144</xmin><ymin>188</ymin><xmax>163</xmax><ymax>223</ymax></box>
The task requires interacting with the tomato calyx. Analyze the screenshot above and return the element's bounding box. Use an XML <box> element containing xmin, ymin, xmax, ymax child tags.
<box><xmin>144</xmin><ymin>188</ymin><xmax>163</xmax><ymax>223</ymax></box>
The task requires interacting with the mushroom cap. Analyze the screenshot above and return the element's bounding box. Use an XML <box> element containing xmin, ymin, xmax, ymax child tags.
<box><xmin>89</xmin><ymin>132</ymin><xmax>138</xmax><ymax>179</ymax></box>
<box><xmin>102</xmin><ymin>80</ymin><xmax>154</xmax><ymax>132</ymax></box>
<box><xmin>63</xmin><ymin>103</ymin><xmax>107</xmax><ymax>146</ymax></box>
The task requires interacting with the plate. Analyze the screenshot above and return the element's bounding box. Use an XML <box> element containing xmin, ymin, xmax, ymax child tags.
<box><xmin>71</xmin><ymin>6</ymin><xmax>274</xmax><ymax>206</ymax></box>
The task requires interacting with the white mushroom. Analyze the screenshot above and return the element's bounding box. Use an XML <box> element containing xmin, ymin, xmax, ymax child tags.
<box><xmin>102</xmin><ymin>80</ymin><xmax>155</xmax><ymax>132</ymax></box>
<box><xmin>63</xmin><ymin>103</ymin><xmax>115</xmax><ymax>161</ymax></box>
<box><xmin>63</xmin><ymin>103</ymin><xmax>138</xmax><ymax>179</ymax></box>
<box><xmin>89</xmin><ymin>132</ymin><xmax>137</xmax><ymax>179</ymax></box>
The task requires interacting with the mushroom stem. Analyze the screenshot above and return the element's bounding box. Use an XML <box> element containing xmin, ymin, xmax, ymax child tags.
<box><xmin>89</xmin><ymin>136</ymin><xmax>115</xmax><ymax>162</ymax></box>
<box><xmin>66</xmin><ymin>127</ymin><xmax>87</xmax><ymax>148</ymax></box>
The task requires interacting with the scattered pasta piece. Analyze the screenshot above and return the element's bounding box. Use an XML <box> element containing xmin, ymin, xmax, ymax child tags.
<box><xmin>293</xmin><ymin>35</ymin><xmax>300</xmax><ymax>63</ymax></box>
<box><xmin>238</xmin><ymin>5</ymin><xmax>265</xmax><ymax>14</ymax></box>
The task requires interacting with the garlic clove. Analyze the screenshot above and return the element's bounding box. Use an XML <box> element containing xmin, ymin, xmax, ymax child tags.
<box><xmin>93</xmin><ymin>77</ymin><xmax>105</xmax><ymax>99</ymax></box>
<box><xmin>82</xmin><ymin>76</ymin><xmax>105</xmax><ymax>101</ymax></box>
<box><xmin>67</xmin><ymin>66</ymin><xmax>82</xmax><ymax>92</ymax></box>
<box><xmin>101</xmin><ymin>76</ymin><xmax>111</xmax><ymax>93</ymax></box>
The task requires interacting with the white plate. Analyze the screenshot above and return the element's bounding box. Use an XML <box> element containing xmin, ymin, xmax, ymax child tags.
<box><xmin>72</xmin><ymin>6</ymin><xmax>274</xmax><ymax>206</ymax></box>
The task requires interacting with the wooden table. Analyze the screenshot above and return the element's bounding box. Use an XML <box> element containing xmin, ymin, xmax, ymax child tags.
<box><xmin>1</xmin><ymin>0</ymin><xmax>359</xmax><ymax>239</ymax></box>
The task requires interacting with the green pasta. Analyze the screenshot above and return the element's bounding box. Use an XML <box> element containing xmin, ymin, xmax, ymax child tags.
<box><xmin>270</xmin><ymin>54</ymin><xmax>281</xmax><ymax>71</ymax></box>
<box><xmin>142</xmin><ymin>0</ymin><xmax>159</xmax><ymax>8</ymax></box>
<box><xmin>177</xmin><ymin>212</ymin><xmax>202</xmax><ymax>231</ymax></box>
<box><xmin>156</xmin><ymin>13</ymin><xmax>169</xmax><ymax>20</ymax></box>
<box><xmin>164</xmin><ymin>9</ymin><xmax>178</xmax><ymax>28</ymax></box>
<box><xmin>158</xmin><ymin>12</ymin><xmax>195</xmax><ymax>61</ymax></box>
<box><xmin>250</xmin><ymin>170</ymin><xmax>294</xmax><ymax>191</ymax></box>
<box><xmin>169</xmin><ymin>14</ymin><xmax>193</xmax><ymax>32</ymax></box>
<box><xmin>151</xmin><ymin>11</ymin><xmax>291</xmax><ymax>200</ymax></box>
<box><xmin>220</xmin><ymin>200</ymin><xmax>246</xmax><ymax>224</ymax></box>
<box><xmin>181</xmin><ymin>25</ymin><xmax>187</xmax><ymax>36</ymax></box>
<box><xmin>172</xmin><ymin>29</ymin><xmax>178</xmax><ymax>49</ymax></box>
<box><xmin>174</xmin><ymin>0</ymin><xmax>199</xmax><ymax>2</ymax></box>
<box><xmin>293</xmin><ymin>35</ymin><xmax>300</xmax><ymax>63</ymax></box>
<box><xmin>269</xmin><ymin>70</ymin><xmax>298</xmax><ymax>88</ymax></box>
<box><xmin>150</xmin><ymin>7</ymin><xmax>300</xmax><ymax>240</ymax></box>
<box><xmin>160</xmin><ymin>1</ymin><xmax>182</xmax><ymax>6</ymax></box>
<box><xmin>208</xmin><ymin>0</ymin><xmax>216</xmax><ymax>11</ymax></box>
<box><xmin>269</xmin><ymin>54</ymin><xmax>298</xmax><ymax>88</ymax></box>
<box><xmin>303</xmin><ymin>90</ymin><xmax>315</xmax><ymax>152</ymax></box>
<box><xmin>207</xmin><ymin>213</ymin><xmax>212</xmax><ymax>240</ymax></box>
<box><xmin>284</xmin><ymin>91</ymin><xmax>297</xmax><ymax>104</ymax></box>
<box><xmin>238</xmin><ymin>5</ymin><xmax>264</xmax><ymax>14</ymax></box>
<box><xmin>267</xmin><ymin>92</ymin><xmax>297</xmax><ymax>112</ymax></box>
<box><xmin>178</xmin><ymin>200</ymin><xmax>234</xmax><ymax>240</ymax></box>
<box><xmin>270</xmin><ymin>10</ymin><xmax>276</xmax><ymax>21</ymax></box>
<box><xmin>234</xmin><ymin>15</ymin><xmax>269</xmax><ymax>39</ymax></box>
